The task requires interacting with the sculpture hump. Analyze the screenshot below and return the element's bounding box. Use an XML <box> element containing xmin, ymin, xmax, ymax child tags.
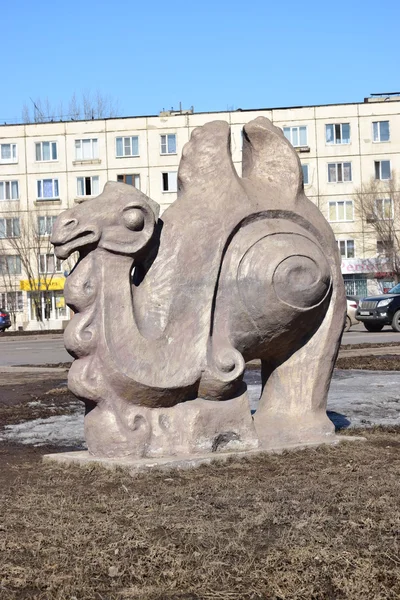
<box><xmin>242</xmin><ymin>116</ymin><xmax>303</xmax><ymax>198</ymax></box>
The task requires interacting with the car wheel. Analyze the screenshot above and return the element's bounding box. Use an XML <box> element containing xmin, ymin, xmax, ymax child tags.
<box><xmin>344</xmin><ymin>316</ymin><xmax>351</xmax><ymax>332</ymax></box>
<box><xmin>364</xmin><ymin>323</ymin><xmax>384</xmax><ymax>332</ymax></box>
<box><xmin>391</xmin><ymin>310</ymin><xmax>400</xmax><ymax>332</ymax></box>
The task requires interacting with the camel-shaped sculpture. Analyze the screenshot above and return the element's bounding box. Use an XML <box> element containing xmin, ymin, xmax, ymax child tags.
<box><xmin>51</xmin><ymin>117</ymin><xmax>345</xmax><ymax>459</ymax></box>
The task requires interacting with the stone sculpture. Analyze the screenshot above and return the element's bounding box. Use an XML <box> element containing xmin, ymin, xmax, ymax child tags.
<box><xmin>51</xmin><ymin>117</ymin><xmax>346</xmax><ymax>460</ymax></box>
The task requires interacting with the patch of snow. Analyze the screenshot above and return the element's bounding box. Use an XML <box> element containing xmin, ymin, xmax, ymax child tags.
<box><xmin>0</xmin><ymin>412</ymin><xmax>86</xmax><ymax>447</ymax></box>
<box><xmin>1</xmin><ymin>369</ymin><xmax>399</xmax><ymax>448</ymax></box>
<box><xmin>245</xmin><ymin>369</ymin><xmax>400</xmax><ymax>429</ymax></box>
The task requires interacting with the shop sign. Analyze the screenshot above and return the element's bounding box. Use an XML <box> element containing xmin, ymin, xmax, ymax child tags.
<box><xmin>341</xmin><ymin>257</ymin><xmax>391</xmax><ymax>275</ymax></box>
<box><xmin>20</xmin><ymin>276</ymin><xmax>65</xmax><ymax>292</ymax></box>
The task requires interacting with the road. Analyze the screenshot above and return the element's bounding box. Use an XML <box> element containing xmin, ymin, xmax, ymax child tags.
<box><xmin>1</xmin><ymin>324</ymin><xmax>400</xmax><ymax>367</ymax></box>
<box><xmin>342</xmin><ymin>322</ymin><xmax>400</xmax><ymax>344</ymax></box>
<box><xmin>0</xmin><ymin>335</ymin><xmax>70</xmax><ymax>367</ymax></box>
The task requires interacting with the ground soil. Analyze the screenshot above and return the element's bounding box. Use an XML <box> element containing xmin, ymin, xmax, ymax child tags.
<box><xmin>0</xmin><ymin>353</ymin><xmax>400</xmax><ymax>599</ymax></box>
<box><xmin>336</xmin><ymin>354</ymin><xmax>400</xmax><ymax>370</ymax></box>
<box><xmin>1</xmin><ymin>430</ymin><xmax>399</xmax><ymax>600</ymax></box>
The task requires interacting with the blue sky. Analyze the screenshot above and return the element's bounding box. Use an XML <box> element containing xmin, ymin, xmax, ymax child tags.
<box><xmin>2</xmin><ymin>0</ymin><xmax>400</xmax><ymax>122</ymax></box>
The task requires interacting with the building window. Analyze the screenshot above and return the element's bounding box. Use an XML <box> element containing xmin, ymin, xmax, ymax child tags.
<box><xmin>38</xmin><ymin>253</ymin><xmax>63</xmax><ymax>274</ymax></box>
<box><xmin>0</xmin><ymin>181</ymin><xmax>19</xmax><ymax>201</ymax></box>
<box><xmin>38</xmin><ymin>215</ymin><xmax>57</xmax><ymax>236</ymax></box>
<box><xmin>338</xmin><ymin>239</ymin><xmax>355</xmax><ymax>259</ymax></box>
<box><xmin>329</xmin><ymin>200</ymin><xmax>353</xmax><ymax>222</ymax></box>
<box><xmin>283</xmin><ymin>126</ymin><xmax>307</xmax><ymax>147</ymax></box>
<box><xmin>0</xmin><ymin>218</ymin><xmax>20</xmax><ymax>239</ymax></box>
<box><xmin>377</xmin><ymin>240</ymin><xmax>394</xmax><ymax>255</ymax></box>
<box><xmin>326</xmin><ymin>123</ymin><xmax>350</xmax><ymax>144</ymax></box>
<box><xmin>375</xmin><ymin>160</ymin><xmax>391</xmax><ymax>180</ymax></box>
<box><xmin>77</xmin><ymin>176</ymin><xmax>99</xmax><ymax>197</ymax></box>
<box><xmin>375</xmin><ymin>198</ymin><xmax>393</xmax><ymax>220</ymax></box>
<box><xmin>328</xmin><ymin>162</ymin><xmax>352</xmax><ymax>183</ymax></box>
<box><xmin>343</xmin><ymin>274</ymin><xmax>367</xmax><ymax>296</ymax></box>
<box><xmin>35</xmin><ymin>141</ymin><xmax>57</xmax><ymax>161</ymax></box>
<box><xmin>301</xmin><ymin>164</ymin><xmax>309</xmax><ymax>185</ymax></box>
<box><xmin>0</xmin><ymin>255</ymin><xmax>21</xmax><ymax>275</ymax></box>
<box><xmin>75</xmin><ymin>138</ymin><xmax>98</xmax><ymax>160</ymax></box>
<box><xmin>160</xmin><ymin>134</ymin><xmax>177</xmax><ymax>155</ymax></box>
<box><xmin>162</xmin><ymin>172</ymin><xmax>178</xmax><ymax>192</ymax></box>
<box><xmin>116</xmin><ymin>136</ymin><xmax>139</xmax><ymax>157</ymax></box>
<box><xmin>373</xmin><ymin>121</ymin><xmax>390</xmax><ymax>143</ymax></box>
<box><xmin>0</xmin><ymin>291</ymin><xmax>23</xmax><ymax>311</ymax></box>
<box><xmin>117</xmin><ymin>174</ymin><xmax>140</xmax><ymax>189</ymax></box>
<box><xmin>0</xmin><ymin>143</ymin><xmax>17</xmax><ymax>163</ymax></box>
<box><xmin>37</xmin><ymin>179</ymin><xmax>59</xmax><ymax>199</ymax></box>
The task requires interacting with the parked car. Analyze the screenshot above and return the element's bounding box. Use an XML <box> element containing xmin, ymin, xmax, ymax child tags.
<box><xmin>345</xmin><ymin>296</ymin><xmax>359</xmax><ymax>332</ymax></box>
<box><xmin>0</xmin><ymin>308</ymin><xmax>11</xmax><ymax>332</ymax></box>
<box><xmin>356</xmin><ymin>283</ymin><xmax>400</xmax><ymax>332</ymax></box>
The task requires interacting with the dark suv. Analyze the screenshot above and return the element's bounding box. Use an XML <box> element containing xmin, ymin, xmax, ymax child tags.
<box><xmin>356</xmin><ymin>283</ymin><xmax>400</xmax><ymax>332</ymax></box>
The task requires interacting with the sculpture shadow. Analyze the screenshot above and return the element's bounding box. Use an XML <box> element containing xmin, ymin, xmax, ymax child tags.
<box><xmin>327</xmin><ymin>410</ymin><xmax>351</xmax><ymax>430</ymax></box>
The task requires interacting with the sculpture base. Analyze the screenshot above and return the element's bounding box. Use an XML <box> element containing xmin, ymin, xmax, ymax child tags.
<box><xmin>43</xmin><ymin>435</ymin><xmax>365</xmax><ymax>474</ymax></box>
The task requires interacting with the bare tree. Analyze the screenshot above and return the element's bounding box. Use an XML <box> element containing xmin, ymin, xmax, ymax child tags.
<box><xmin>0</xmin><ymin>252</ymin><xmax>21</xmax><ymax>329</ymax></box>
<box><xmin>21</xmin><ymin>91</ymin><xmax>120</xmax><ymax>123</ymax></box>
<box><xmin>354</xmin><ymin>171</ymin><xmax>400</xmax><ymax>283</ymax></box>
<box><xmin>0</xmin><ymin>212</ymin><xmax>72</xmax><ymax>322</ymax></box>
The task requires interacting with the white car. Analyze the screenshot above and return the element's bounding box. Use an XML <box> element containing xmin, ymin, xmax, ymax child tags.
<box><xmin>344</xmin><ymin>297</ymin><xmax>359</xmax><ymax>332</ymax></box>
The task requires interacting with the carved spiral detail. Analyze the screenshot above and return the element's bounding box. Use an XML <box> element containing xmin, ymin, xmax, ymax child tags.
<box><xmin>273</xmin><ymin>254</ymin><xmax>330</xmax><ymax>309</ymax></box>
<box><xmin>63</xmin><ymin>253</ymin><xmax>99</xmax><ymax>358</ymax></box>
<box><xmin>211</xmin><ymin>346</ymin><xmax>245</xmax><ymax>383</ymax></box>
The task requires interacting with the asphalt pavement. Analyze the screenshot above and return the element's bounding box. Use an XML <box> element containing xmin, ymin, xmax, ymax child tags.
<box><xmin>1</xmin><ymin>323</ymin><xmax>400</xmax><ymax>367</ymax></box>
<box><xmin>0</xmin><ymin>335</ymin><xmax>70</xmax><ymax>367</ymax></box>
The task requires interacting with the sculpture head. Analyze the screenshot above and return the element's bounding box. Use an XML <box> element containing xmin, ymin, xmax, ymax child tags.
<box><xmin>51</xmin><ymin>182</ymin><xmax>159</xmax><ymax>260</ymax></box>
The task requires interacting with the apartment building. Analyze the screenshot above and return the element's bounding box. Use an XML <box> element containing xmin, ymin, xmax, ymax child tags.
<box><xmin>0</xmin><ymin>95</ymin><xmax>399</xmax><ymax>330</ymax></box>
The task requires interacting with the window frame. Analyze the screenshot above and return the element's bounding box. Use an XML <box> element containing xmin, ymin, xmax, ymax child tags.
<box><xmin>76</xmin><ymin>175</ymin><xmax>100</xmax><ymax>197</ymax></box>
<box><xmin>372</xmin><ymin>121</ymin><xmax>390</xmax><ymax>143</ymax></box>
<box><xmin>283</xmin><ymin>125</ymin><xmax>308</xmax><ymax>147</ymax></box>
<box><xmin>35</xmin><ymin>141</ymin><xmax>58</xmax><ymax>162</ymax></box>
<box><xmin>301</xmin><ymin>164</ymin><xmax>309</xmax><ymax>185</ymax></box>
<box><xmin>0</xmin><ymin>255</ymin><xmax>21</xmax><ymax>275</ymax></box>
<box><xmin>0</xmin><ymin>143</ymin><xmax>18</xmax><ymax>164</ymax></box>
<box><xmin>328</xmin><ymin>200</ymin><xmax>354</xmax><ymax>222</ymax></box>
<box><xmin>375</xmin><ymin>198</ymin><xmax>393</xmax><ymax>220</ymax></box>
<box><xmin>75</xmin><ymin>138</ymin><xmax>98</xmax><ymax>161</ymax></box>
<box><xmin>0</xmin><ymin>180</ymin><xmax>19</xmax><ymax>201</ymax></box>
<box><xmin>38</xmin><ymin>215</ymin><xmax>58</xmax><ymax>236</ymax></box>
<box><xmin>115</xmin><ymin>136</ymin><xmax>139</xmax><ymax>158</ymax></box>
<box><xmin>38</xmin><ymin>252</ymin><xmax>63</xmax><ymax>274</ymax></box>
<box><xmin>374</xmin><ymin>160</ymin><xmax>391</xmax><ymax>180</ymax></box>
<box><xmin>337</xmin><ymin>239</ymin><xmax>355</xmax><ymax>259</ymax></box>
<box><xmin>325</xmin><ymin>123</ymin><xmax>351</xmax><ymax>145</ymax></box>
<box><xmin>327</xmin><ymin>162</ymin><xmax>352</xmax><ymax>183</ymax></box>
<box><xmin>161</xmin><ymin>171</ymin><xmax>178</xmax><ymax>193</ymax></box>
<box><xmin>117</xmin><ymin>174</ymin><xmax>140</xmax><ymax>189</ymax></box>
<box><xmin>0</xmin><ymin>217</ymin><xmax>20</xmax><ymax>239</ymax></box>
<box><xmin>0</xmin><ymin>291</ymin><xmax>23</xmax><ymax>311</ymax></box>
<box><xmin>160</xmin><ymin>134</ymin><xmax>177</xmax><ymax>155</ymax></box>
<box><xmin>37</xmin><ymin>179</ymin><xmax>59</xmax><ymax>200</ymax></box>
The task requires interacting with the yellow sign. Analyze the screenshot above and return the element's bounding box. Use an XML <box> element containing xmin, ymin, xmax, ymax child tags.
<box><xmin>20</xmin><ymin>276</ymin><xmax>65</xmax><ymax>292</ymax></box>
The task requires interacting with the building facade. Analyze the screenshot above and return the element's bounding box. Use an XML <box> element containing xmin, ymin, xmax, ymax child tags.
<box><xmin>1</xmin><ymin>95</ymin><xmax>399</xmax><ymax>329</ymax></box>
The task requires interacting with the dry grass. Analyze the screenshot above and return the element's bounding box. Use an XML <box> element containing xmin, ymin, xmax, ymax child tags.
<box><xmin>1</xmin><ymin>430</ymin><xmax>400</xmax><ymax>600</ymax></box>
<box><xmin>336</xmin><ymin>355</ymin><xmax>400</xmax><ymax>370</ymax></box>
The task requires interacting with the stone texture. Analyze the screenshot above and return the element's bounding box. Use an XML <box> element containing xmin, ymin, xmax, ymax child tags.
<box><xmin>51</xmin><ymin>117</ymin><xmax>346</xmax><ymax>459</ymax></box>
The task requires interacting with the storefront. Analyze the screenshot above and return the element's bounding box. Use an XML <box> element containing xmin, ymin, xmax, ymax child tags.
<box><xmin>20</xmin><ymin>276</ymin><xmax>70</xmax><ymax>330</ymax></box>
<box><xmin>341</xmin><ymin>258</ymin><xmax>395</xmax><ymax>297</ymax></box>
